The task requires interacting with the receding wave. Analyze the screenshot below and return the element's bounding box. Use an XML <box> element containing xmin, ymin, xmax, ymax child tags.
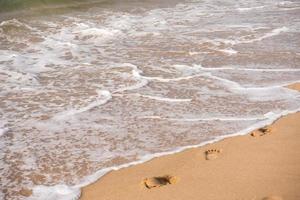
<box><xmin>1</xmin><ymin>0</ymin><xmax>300</xmax><ymax>199</ymax></box>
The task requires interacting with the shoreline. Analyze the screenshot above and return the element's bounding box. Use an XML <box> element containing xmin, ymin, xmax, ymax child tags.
<box><xmin>79</xmin><ymin>82</ymin><xmax>300</xmax><ymax>200</ymax></box>
<box><xmin>2</xmin><ymin>0</ymin><xmax>300</xmax><ymax>198</ymax></box>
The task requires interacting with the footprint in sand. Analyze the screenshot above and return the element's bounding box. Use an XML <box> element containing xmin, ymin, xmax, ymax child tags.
<box><xmin>205</xmin><ymin>149</ymin><xmax>222</xmax><ymax>160</ymax></box>
<box><xmin>251</xmin><ymin>126</ymin><xmax>272</xmax><ymax>137</ymax></box>
<box><xmin>143</xmin><ymin>175</ymin><xmax>178</xmax><ymax>189</ymax></box>
<box><xmin>262</xmin><ymin>196</ymin><xmax>283</xmax><ymax>200</ymax></box>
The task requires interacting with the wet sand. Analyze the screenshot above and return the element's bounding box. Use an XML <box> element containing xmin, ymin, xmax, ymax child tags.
<box><xmin>80</xmin><ymin>84</ymin><xmax>300</xmax><ymax>200</ymax></box>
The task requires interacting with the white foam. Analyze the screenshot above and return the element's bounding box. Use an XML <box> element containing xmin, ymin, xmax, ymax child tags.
<box><xmin>194</xmin><ymin>65</ymin><xmax>300</xmax><ymax>72</ymax></box>
<box><xmin>2</xmin><ymin>1</ymin><xmax>300</xmax><ymax>200</ymax></box>
<box><xmin>237</xmin><ymin>6</ymin><xmax>265</xmax><ymax>12</ymax></box>
<box><xmin>0</xmin><ymin>124</ymin><xmax>8</xmax><ymax>137</ymax></box>
<box><xmin>112</xmin><ymin>63</ymin><xmax>203</xmax><ymax>90</ymax></box>
<box><xmin>113</xmin><ymin>63</ymin><xmax>149</xmax><ymax>93</ymax></box>
<box><xmin>276</xmin><ymin>1</ymin><xmax>300</xmax><ymax>10</ymax></box>
<box><xmin>132</xmin><ymin>94</ymin><xmax>192</xmax><ymax>102</ymax></box>
<box><xmin>138</xmin><ymin>112</ymin><xmax>271</xmax><ymax>121</ymax></box>
<box><xmin>78</xmin><ymin>28</ymin><xmax>120</xmax><ymax>40</ymax></box>
<box><xmin>217</xmin><ymin>48</ymin><xmax>238</xmax><ymax>55</ymax></box>
<box><xmin>188</xmin><ymin>51</ymin><xmax>201</xmax><ymax>56</ymax></box>
<box><xmin>30</xmin><ymin>108</ymin><xmax>300</xmax><ymax>200</ymax></box>
<box><xmin>53</xmin><ymin>90</ymin><xmax>112</xmax><ymax>120</ymax></box>
<box><xmin>238</xmin><ymin>27</ymin><xmax>290</xmax><ymax>44</ymax></box>
<box><xmin>162</xmin><ymin>116</ymin><xmax>263</xmax><ymax>122</ymax></box>
<box><xmin>29</xmin><ymin>185</ymin><xmax>80</xmax><ymax>200</ymax></box>
<box><xmin>114</xmin><ymin>79</ymin><xmax>148</xmax><ymax>93</ymax></box>
<box><xmin>85</xmin><ymin>63</ymin><xmax>299</xmax><ymax>105</ymax></box>
<box><xmin>172</xmin><ymin>64</ymin><xmax>203</xmax><ymax>75</ymax></box>
<box><xmin>259</xmin><ymin>27</ymin><xmax>289</xmax><ymax>40</ymax></box>
<box><xmin>277</xmin><ymin>1</ymin><xmax>298</xmax><ymax>7</ymax></box>
<box><xmin>210</xmin><ymin>27</ymin><xmax>289</xmax><ymax>46</ymax></box>
<box><xmin>128</xmin><ymin>63</ymin><xmax>200</xmax><ymax>82</ymax></box>
<box><xmin>139</xmin><ymin>73</ymin><xmax>202</xmax><ymax>82</ymax></box>
<box><xmin>189</xmin><ymin>72</ymin><xmax>300</xmax><ymax>102</ymax></box>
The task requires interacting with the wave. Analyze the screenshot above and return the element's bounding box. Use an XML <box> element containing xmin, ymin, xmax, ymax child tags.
<box><xmin>204</xmin><ymin>72</ymin><xmax>300</xmax><ymax>99</ymax></box>
<box><xmin>2</xmin><ymin>0</ymin><xmax>300</xmax><ymax>199</ymax></box>
<box><xmin>29</xmin><ymin>108</ymin><xmax>300</xmax><ymax>200</ymax></box>
<box><xmin>194</xmin><ymin>65</ymin><xmax>300</xmax><ymax>72</ymax></box>
<box><xmin>138</xmin><ymin>115</ymin><xmax>269</xmax><ymax>122</ymax></box>
<box><xmin>129</xmin><ymin>93</ymin><xmax>192</xmax><ymax>102</ymax></box>
<box><xmin>210</xmin><ymin>27</ymin><xmax>289</xmax><ymax>46</ymax></box>
<box><xmin>52</xmin><ymin>90</ymin><xmax>112</xmax><ymax>120</ymax></box>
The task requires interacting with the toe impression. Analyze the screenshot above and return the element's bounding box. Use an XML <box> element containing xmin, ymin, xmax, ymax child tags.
<box><xmin>205</xmin><ymin>149</ymin><xmax>222</xmax><ymax>160</ymax></box>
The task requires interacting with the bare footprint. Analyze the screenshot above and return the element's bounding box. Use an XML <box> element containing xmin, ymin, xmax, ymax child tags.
<box><xmin>205</xmin><ymin>149</ymin><xmax>222</xmax><ymax>160</ymax></box>
<box><xmin>262</xmin><ymin>196</ymin><xmax>283</xmax><ymax>200</ymax></box>
<box><xmin>251</xmin><ymin>126</ymin><xmax>272</xmax><ymax>137</ymax></box>
<box><xmin>143</xmin><ymin>175</ymin><xmax>178</xmax><ymax>189</ymax></box>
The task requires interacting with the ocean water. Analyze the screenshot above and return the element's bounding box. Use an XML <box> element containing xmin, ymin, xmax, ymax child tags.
<box><xmin>0</xmin><ymin>0</ymin><xmax>300</xmax><ymax>199</ymax></box>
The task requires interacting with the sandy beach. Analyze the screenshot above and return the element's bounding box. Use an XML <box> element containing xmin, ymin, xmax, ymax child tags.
<box><xmin>2</xmin><ymin>1</ymin><xmax>300</xmax><ymax>199</ymax></box>
<box><xmin>80</xmin><ymin>84</ymin><xmax>300</xmax><ymax>200</ymax></box>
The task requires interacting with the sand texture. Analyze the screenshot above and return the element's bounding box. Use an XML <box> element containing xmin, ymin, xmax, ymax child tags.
<box><xmin>80</xmin><ymin>85</ymin><xmax>300</xmax><ymax>200</ymax></box>
<box><xmin>287</xmin><ymin>82</ymin><xmax>300</xmax><ymax>91</ymax></box>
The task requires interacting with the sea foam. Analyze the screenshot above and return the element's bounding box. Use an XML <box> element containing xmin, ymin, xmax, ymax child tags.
<box><xmin>1</xmin><ymin>0</ymin><xmax>300</xmax><ymax>199</ymax></box>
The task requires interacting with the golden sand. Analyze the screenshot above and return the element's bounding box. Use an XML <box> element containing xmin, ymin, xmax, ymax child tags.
<box><xmin>287</xmin><ymin>82</ymin><xmax>300</xmax><ymax>91</ymax></box>
<box><xmin>80</xmin><ymin>84</ymin><xmax>300</xmax><ymax>200</ymax></box>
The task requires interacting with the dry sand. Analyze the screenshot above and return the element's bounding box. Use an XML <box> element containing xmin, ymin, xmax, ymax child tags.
<box><xmin>80</xmin><ymin>84</ymin><xmax>300</xmax><ymax>200</ymax></box>
<box><xmin>287</xmin><ymin>82</ymin><xmax>300</xmax><ymax>91</ymax></box>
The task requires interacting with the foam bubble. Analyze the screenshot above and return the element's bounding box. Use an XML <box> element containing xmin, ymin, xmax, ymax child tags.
<box><xmin>29</xmin><ymin>185</ymin><xmax>80</xmax><ymax>200</ymax></box>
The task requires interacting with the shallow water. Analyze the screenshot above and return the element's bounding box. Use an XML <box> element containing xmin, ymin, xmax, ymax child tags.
<box><xmin>0</xmin><ymin>0</ymin><xmax>300</xmax><ymax>199</ymax></box>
